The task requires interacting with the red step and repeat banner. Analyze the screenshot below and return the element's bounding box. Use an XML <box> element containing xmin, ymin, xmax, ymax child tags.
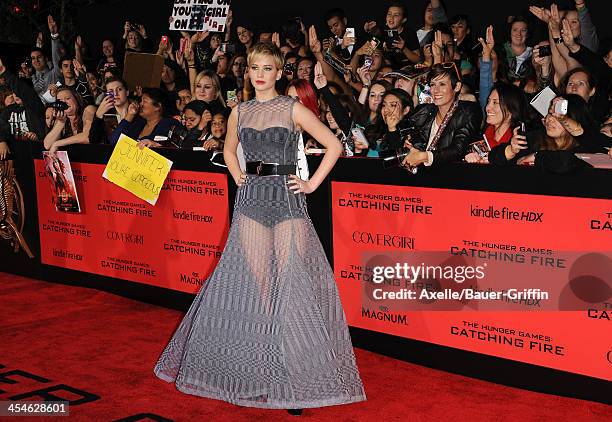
<box><xmin>35</xmin><ymin>160</ymin><xmax>230</xmax><ymax>294</ymax></box>
<box><xmin>332</xmin><ymin>181</ymin><xmax>612</xmax><ymax>381</ymax></box>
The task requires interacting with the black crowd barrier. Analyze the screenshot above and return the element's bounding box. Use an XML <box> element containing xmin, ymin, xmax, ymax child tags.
<box><xmin>1</xmin><ymin>141</ymin><xmax>610</xmax><ymax>405</ymax></box>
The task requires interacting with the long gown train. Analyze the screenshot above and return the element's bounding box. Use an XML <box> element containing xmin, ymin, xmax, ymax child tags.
<box><xmin>154</xmin><ymin>95</ymin><xmax>366</xmax><ymax>408</ymax></box>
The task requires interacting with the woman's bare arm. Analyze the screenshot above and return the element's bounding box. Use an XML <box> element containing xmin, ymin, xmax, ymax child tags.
<box><xmin>292</xmin><ymin>102</ymin><xmax>342</xmax><ymax>190</ymax></box>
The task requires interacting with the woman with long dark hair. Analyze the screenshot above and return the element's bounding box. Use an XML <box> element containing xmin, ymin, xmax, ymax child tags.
<box><xmin>366</xmin><ymin>88</ymin><xmax>412</xmax><ymax>153</ymax></box>
<box><xmin>465</xmin><ymin>82</ymin><xmax>528</xmax><ymax>163</ymax></box>
<box><xmin>489</xmin><ymin>94</ymin><xmax>611</xmax><ymax>171</ymax></box>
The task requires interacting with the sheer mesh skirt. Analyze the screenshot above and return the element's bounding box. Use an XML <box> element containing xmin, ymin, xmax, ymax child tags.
<box><xmin>154</xmin><ymin>175</ymin><xmax>366</xmax><ymax>408</ymax></box>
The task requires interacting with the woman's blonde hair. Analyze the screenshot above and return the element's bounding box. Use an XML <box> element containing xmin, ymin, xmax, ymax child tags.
<box><xmin>194</xmin><ymin>69</ymin><xmax>226</xmax><ymax>107</ymax></box>
<box><xmin>247</xmin><ymin>42</ymin><xmax>284</xmax><ymax>70</ymax></box>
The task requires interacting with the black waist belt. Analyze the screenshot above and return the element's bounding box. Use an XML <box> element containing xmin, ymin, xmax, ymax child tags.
<box><xmin>245</xmin><ymin>161</ymin><xmax>296</xmax><ymax>176</ymax></box>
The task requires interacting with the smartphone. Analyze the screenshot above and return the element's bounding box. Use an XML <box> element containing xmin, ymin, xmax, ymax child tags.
<box><xmin>351</xmin><ymin>126</ymin><xmax>368</xmax><ymax>146</ymax></box>
<box><xmin>554</xmin><ymin>99</ymin><xmax>568</xmax><ymax>115</ymax></box>
<box><xmin>220</xmin><ymin>43</ymin><xmax>227</xmax><ymax>53</ymax></box>
<box><xmin>363</xmin><ymin>55</ymin><xmax>373</xmax><ymax>69</ymax></box>
<box><xmin>345</xmin><ymin>27</ymin><xmax>355</xmax><ymax>43</ymax></box>
<box><xmin>386</xmin><ymin>29</ymin><xmax>400</xmax><ymax>42</ymax></box>
<box><xmin>518</xmin><ymin>122</ymin><xmax>526</xmax><ymax>136</ymax></box>
<box><xmin>227</xmin><ymin>90</ymin><xmax>237</xmax><ymax>102</ymax></box>
<box><xmin>342</xmin><ymin>132</ymin><xmax>355</xmax><ymax>157</ymax></box>
<box><xmin>417</xmin><ymin>82</ymin><xmax>432</xmax><ymax>105</ymax></box>
<box><xmin>369</xmin><ymin>37</ymin><xmax>381</xmax><ymax>50</ymax></box>
<box><xmin>105</xmin><ymin>91</ymin><xmax>115</xmax><ymax>102</ymax></box>
<box><xmin>161</xmin><ymin>35</ymin><xmax>169</xmax><ymax>45</ymax></box>
<box><xmin>538</xmin><ymin>45</ymin><xmax>552</xmax><ymax>57</ymax></box>
<box><xmin>179</xmin><ymin>37</ymin><xmax>187</xmax><ymax>55</ymax></box>
<box><xmin>102</xmin><ymin>114</ymin><xmax>120</xmax><ymax>140</ymax></box>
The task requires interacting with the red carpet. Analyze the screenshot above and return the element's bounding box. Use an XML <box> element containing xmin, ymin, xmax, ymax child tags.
<box><xmin>0</xmin><ymin>272</ymin><xmax>610</xmax><ymax>421</ymax></box>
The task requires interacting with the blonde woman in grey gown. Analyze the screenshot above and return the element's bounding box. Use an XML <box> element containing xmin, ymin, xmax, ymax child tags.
<box><xmin>154</xmin><ymin>43</ymin><xmax>366</xmax><ymax>414</ymax></box>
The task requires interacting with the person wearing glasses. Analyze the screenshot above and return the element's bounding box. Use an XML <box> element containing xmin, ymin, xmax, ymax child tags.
<box><xmin>399</xmin><ymin>63</ymin><xmax>482</xmax><ymax>169</ymax></box>
<box><xmin>154</xmin><ymin>42</ymin><xmax>365</xmax><ymax>415</ymax></box>
<box><xmin>489</xmin><ymin>95</ymin><xmax>611</xmax><ymax>171</ymax></box>
<box><xmin>228</xmin><ymin>54</ymin><xmax>247</xmax><ymax>92</ymax></box>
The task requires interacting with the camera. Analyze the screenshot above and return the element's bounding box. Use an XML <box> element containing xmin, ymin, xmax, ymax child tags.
<box><xmin>226</xmin><ymin>90</ymin><xmax>237</xmax><ymax>103</ymax></box>
<box><xmin>369</xmin><ymin>36</ymin><xmax>381</xmax><ymax>50</ymax></box>
<box><xmin>129</xmin><ymin>23</ymin><xmax>140</xmax><ymax>32</ymax></box>
<box><xmin>345</xmin><ymin>27</ymin><xmax>356</xmax><ymax>45</ymax></box>
<box><xmin>538</xmin><ymin>45</ymin><xmax>552</xmax><ymax>57</ymax></box>
<box><xmin>283</xmin><ymin>62</ymin><xmax>296</xmax><ymax>75</ymax></box>
<box><xmin>399</xmin><ymin>125</ymin><xmax>426</xmax><ymax>149</ymax></box>
<box><xmin>554</xmin><ymin>99</ymin><xmax>568</xmax><ymax>116</ymax></box>
<box><xmin>24</xmin><ymin>57</ymin><xmax>33</xmax><ymax>68</ymax></box>
<box><xmin>51</xmin><ymin>100</ymin><xmax>69</xmax><ymax>111</ymax></box>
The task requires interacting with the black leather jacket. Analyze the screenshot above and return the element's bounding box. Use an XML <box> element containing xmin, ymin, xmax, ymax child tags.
<box><xmin>405</xmin><ymin>100</ymin><xmax>483</xmax><ymax>166</ymax></box>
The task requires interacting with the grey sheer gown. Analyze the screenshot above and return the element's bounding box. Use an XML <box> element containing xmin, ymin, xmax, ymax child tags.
<box><xmin>154</xmin><ymin>95</ymin><xmax>366</xmax><ymax>409</ymax></box>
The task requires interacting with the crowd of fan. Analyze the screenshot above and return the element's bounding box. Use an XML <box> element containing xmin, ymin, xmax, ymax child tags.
<box><xmin>0</xmin><ymin>0</ymin><xmax>611</xmax><ymax>172</ymax></box>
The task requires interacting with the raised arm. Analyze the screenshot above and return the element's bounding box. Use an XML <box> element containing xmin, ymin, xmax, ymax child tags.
<box><xmin>309</xmin><ymin>25</ymin><xmax>352</xmax><ymax>96</ymax></box>
<box><xmin>74</xmin><ymin>36</ymin><xmax>84</xmax><ymax>65</ymax></box>
<box><xmin>313</xmin><ymin>62</ymin><xmax>351</xmax><ymax>135</ymax></box>
<box><xmin>48</xmin><ymin>15</ymin><xmax>62</xmax><ymax>78</ymax></box>
<box><xmin>224</xmin><ymin>9</ymin><xmax>233</xmax><ymax>43</ymax></box>
<box><xmin>478</xmin><ymin>26</ymin><xmax>495</xmax><ymax>110</ymax></box>
<box><xmin>575</xmin><ymin>0</ymin><xmax>599</xmax><ymax>53</ymax></box>
<box><xmin>431</xmin><ymin>0</ymin><xmax>448</xmax><ymax>24</ymax></box>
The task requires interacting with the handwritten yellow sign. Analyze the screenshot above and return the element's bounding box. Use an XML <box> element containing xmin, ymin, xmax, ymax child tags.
<box><xmin>102</xmin><ymin>134</ymin><xmax>173</xmax><ymax>205</ymax></box>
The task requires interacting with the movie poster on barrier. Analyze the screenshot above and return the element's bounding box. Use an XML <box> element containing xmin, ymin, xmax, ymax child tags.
<box><xmin>169</xmin><ymin>0</ymin><xmax>230</xmax><ymax>32</ymax></box>
<box><xmin>36</xmin><ymin>160</ymin><xmax>230</xmax><ymax>294</ymax></box>
<box><xmin>331</xmin><ymin>181</ymin><xmax>612</xmax><ymax>381</ymax></box>
<box><xmin>42</xmin><ymin>151</ymin><xmax>81</xmax><ymax>213</ymax></box>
